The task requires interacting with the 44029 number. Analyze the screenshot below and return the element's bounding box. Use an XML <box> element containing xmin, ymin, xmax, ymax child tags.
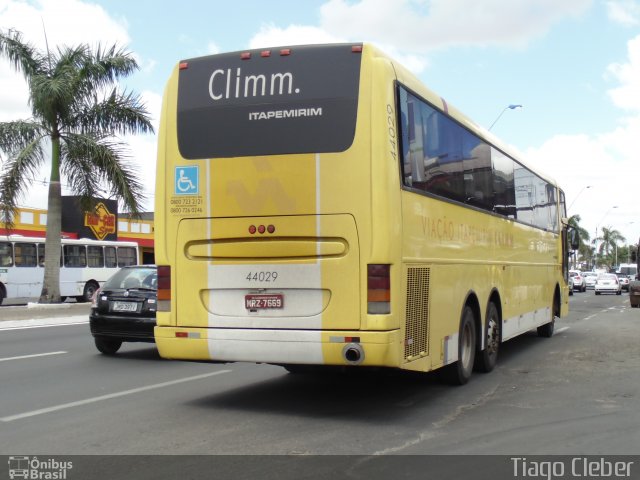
<box><xmin>246</xmin><ymin>271</ymin><xmax>278</xmax><ymax>282</ymax></box>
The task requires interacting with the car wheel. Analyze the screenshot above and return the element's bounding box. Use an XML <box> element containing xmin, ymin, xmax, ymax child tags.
<box><xmin>474</xmin><ymin>302</ymin><xmax>500</xmax><ymax>373</ymax></box>
<box><xmin>441</xmin><ymin>306</ymin><xmax>476</xmax><ymax>385</ymax></box>
<box><xmin>94</xmin><ymin>337</ymin><xmax>122</xmax><ymax>355</ymax></box>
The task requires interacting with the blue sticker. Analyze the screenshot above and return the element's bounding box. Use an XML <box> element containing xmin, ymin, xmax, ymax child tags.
<box><xmin>175</xmin><ymin>166</ymin><xmax>199</xmax><ymax>195</ymax></box>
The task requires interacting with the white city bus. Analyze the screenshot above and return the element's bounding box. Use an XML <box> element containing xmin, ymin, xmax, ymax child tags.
<box><xmin>0</xmin><ymin>235</ymin><xmax>138</xmax><ymax>305</ymax></box>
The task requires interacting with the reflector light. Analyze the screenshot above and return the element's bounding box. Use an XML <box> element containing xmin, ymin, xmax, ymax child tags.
<box><xmin>179</xmin><ymin>62</ymin><xmax>189</xmax><ymax>70</ymax></box>
<box><xmin>368</xmin><ymin>264</ymin><xmax>390</xmax><ymax>314</ymax></box>
<box><xmin>157</xmin><ymin>265</ymin><xmax>171</xmax><ymax>305</ymax></box>
<box><xmin>351</xmin><ymin>45</ymin><xmax>363</xmax><ymax>53</ymax></box>
<box><xmin>261</xmin><ymin>50</ymin><xmax>271</xmax><ymax>57</ymax></box>
<box><xmin>267</xmin><ymin>225</ymin><xmax>275</xmax><ymax>234</ymax></box>
<box><xmin>240</xmin><ymin>52</ymin><xmax>251</xmax><ymax>60</ymax></box>
<box><xmin>258</xmin><ymin>225</ymin><xmax>266</xmax><ymax>234</ymax></box>
<box><xmin>175</xmin><ymin>332</ymin><xmax>188</xmax><ymax>338</ymax></box>
<box><xmin>249</xmin><ymin>225</ymin><xmax>257</xmax><ymax>234</ymax></box>
<box><xmin>280</xmin><ymin>48</ymin><xmax>291</xmax><ymax>56</ymax></box>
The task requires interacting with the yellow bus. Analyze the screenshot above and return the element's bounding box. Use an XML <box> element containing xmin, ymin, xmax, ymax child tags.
<box><xmin>154</xmin><ymin>43</ymin><xmax>575</xmax><ymax>384</ymax></box>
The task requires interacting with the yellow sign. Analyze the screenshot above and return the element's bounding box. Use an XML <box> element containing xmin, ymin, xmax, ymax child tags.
<box><xmin>84</xmin><ymin>202</ymin><xmax>116</xmax><ymax>240</ymax></box>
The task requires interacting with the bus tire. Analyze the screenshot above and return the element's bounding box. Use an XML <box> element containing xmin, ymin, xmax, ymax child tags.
<box><xmin>95</xmin><ymin>337</ymin><xmax>122</xmax><ymax>355</ymax></box>
<box><xmin>537</xmin><ymin>296</ymin><xmax>557</xmax><ymax>338</ymax></box>
<box><xmin>474</xmin><ymin>302</ymin><xmax>500</xmax><ymax>373</ymax></box>
<box><xmin>78</xmin><ymin>281</ymin><xmax>99</xmax><ymax>303</ymax></box>
<box><xmin>0</xmin><ymin>284</ymin><xmax>5</xmax><ymax>305</ymax></box>
<box><xmin>442</xmin><ymin>306</ymin><xmax>476</xmax><ymax>385</ymax></box>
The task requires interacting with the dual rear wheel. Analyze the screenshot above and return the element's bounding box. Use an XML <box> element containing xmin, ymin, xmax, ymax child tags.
<box><xmin>444</xmin><ymin>296</ymin><xmax>556</xmax><ymax>385</ymax></box>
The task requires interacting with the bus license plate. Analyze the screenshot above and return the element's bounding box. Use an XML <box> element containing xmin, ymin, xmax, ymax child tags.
<box><xmin>112</xmin><ymin>301</ymin><xmax>138</xmax><ymax>312</ymax></box>
<box><xmin>245</xmin><ymin>294</ymin><xmax>284</xmax><ymax>310</ymax></box>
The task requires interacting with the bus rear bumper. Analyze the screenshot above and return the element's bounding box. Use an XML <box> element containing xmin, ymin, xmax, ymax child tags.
<box><xmin>154</xmin><ymin>326</ymin><xmax>401</xmax><ymax>367</ymax></box>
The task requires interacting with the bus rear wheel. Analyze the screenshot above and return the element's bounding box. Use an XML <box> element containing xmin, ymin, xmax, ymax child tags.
<box><xmin>78</xmin><ymin>281</ymin><xmax>99</xmax><ymax>303</ymax></box>
<box><xmin>442</xmin><ymin>306</ymin><xmax>476</xmax><ymax>385</ymax></box>
<box><xmin>475</xmin><ymin>302</ymin><xmax>500</xmax><ymax>373</ymax></box>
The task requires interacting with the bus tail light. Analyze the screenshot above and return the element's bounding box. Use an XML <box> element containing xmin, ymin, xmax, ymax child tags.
<box><xmin>368</xmin><ymin>264</ymin><xmax>390</xmax><ymax>314</ymax></box>
<box><xmin>157</xmin><ymin>265</ymin><xmax>171</xmax><ymax>311</ymax></box>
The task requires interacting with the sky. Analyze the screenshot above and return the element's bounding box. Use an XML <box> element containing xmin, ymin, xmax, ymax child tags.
<box><xmin>1</xmin><ymin>0</ymin><xmax>639</xmax><ymax>252</ymax></box>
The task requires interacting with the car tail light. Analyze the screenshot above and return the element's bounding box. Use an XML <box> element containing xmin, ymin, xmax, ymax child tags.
<box><xmin>368</xmin><ymin>264</ymin><xmax>390</xmax><ymax>314</ymax></box>
<box><xmin>91</xmin><ymin>287</ymin><xmax>102</xmax><ymax>308</ymax></box>
<box><xmin>157</xmin><ymin>265</ymin><xmax>171</xmax><ymax>312</ymax></box>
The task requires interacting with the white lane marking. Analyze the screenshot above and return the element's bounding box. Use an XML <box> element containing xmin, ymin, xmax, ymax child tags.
<box><xmin>0</xmin><ymin>315</ymin><xmax>89</xmax><ymax>331</ymax></box>
<box><xmin>0</xmin><ymin>351</ymin><xmax>67</xmax><ymax>362</ymax></box>
<box><xmin>1</xmin><ymin>370</ymin><xmax>231</xmax><ymax>422</ymax></box>
<box><xmin>0</xmin><ymin>322</ymin><xmax>89</xmax><ymax>331</ymax></box>
<box><xmin>556</xmin><ymin>327</ymin><xmax>570</xmax><ymax>334</ymax></box>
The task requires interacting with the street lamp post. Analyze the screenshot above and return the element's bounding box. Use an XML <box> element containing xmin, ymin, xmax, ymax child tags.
<box><xmin>568</xmin><ymin>185</ymin><xmax>593</xmax><ymax>212</ymax></box>
<box><xmin>488</xmin><ymin>104</ymin><xmax>523</xmax><ymax>131</ymax></box>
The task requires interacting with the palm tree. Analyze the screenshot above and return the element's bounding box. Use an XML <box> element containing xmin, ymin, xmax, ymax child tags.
<box><xmin>568</xmin><ymin>214</ymin><xmax>591</xmax><ymax>268</ymax></box>
<box><xmin>596</xmin><ymin>226</ymin><xmax>626</xmax><ymax>269</ymax></box>
<box><xmin>0</xmin><ymin>29</ymin><xmax>153</xmax><ymax>303</ymax></box>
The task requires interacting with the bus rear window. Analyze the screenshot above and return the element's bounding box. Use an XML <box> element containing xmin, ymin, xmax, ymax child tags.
<box><xmin>176</xmin><ymin>43</ymin><xmax>362</xmax><ymax>159</ymax></box>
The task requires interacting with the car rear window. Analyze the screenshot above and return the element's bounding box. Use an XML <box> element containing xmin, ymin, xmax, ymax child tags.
<box><xmin>104</xmin><ymin>267</ymin><xmax>157</xmax><ymax>290</ymax></box>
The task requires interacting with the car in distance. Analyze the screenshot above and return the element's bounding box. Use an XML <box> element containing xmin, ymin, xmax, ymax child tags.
<box><xmin>583</xmin><ymin>271</ymin><xmax>598</xmax><ymax>289</ymax></box>
<box><xmin>615</xmin><ymin>272</ymin><xmax>630</xmax><ymax>292</ymax></box>
<box><xmin>594</xmin><ymin>273</ymin><xmax>622</xmax><ymax>296</ymax></box>
<box><xmin>90</xmin><ymin>265</ymin><xmax>158</xmax><ymax>354</ymax></box>
<box><xmin>569</xmin><ymin>271</ymin><xmax>586</xmax><ymax>292</ymax></box>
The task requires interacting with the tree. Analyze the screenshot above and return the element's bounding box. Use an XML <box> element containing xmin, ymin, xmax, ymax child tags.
<box><xmin>568</xmin><ymin>214</ymin><xmax>591</xmax><ymax>268</ymax></box>
<box><xmin>595</xmin><ymin>226</ymin><xmax>626</xmax><ymax>269</ymax></box>
<box><xmin>0</xmin><ymin>29</ymin><xmax>153</xmax><ymax>303</ymax></box>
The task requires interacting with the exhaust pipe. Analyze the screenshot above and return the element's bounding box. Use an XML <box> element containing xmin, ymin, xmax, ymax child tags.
<box><xmin>342</xmin><ymin>343</ymin><xmax>365</xmax><ymax>365</ymax></box>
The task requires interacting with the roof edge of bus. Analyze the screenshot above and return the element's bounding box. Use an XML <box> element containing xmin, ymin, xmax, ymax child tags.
<box><xmin>178</xmin><ymin>42</ymin><xmax>366</xmax><ymax>63</ymax></box>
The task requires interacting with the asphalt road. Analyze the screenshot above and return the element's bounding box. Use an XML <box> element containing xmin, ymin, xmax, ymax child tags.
<box><xmin>1</xmin><ymin>292</ymin><xmax>638</xmax><ymax>466</ymax></box>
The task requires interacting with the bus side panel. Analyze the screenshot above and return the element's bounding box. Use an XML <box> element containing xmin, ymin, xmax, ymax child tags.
<box><xmin>400</xmin><ymin>191</ymin><xmax>561</xmax><ymax>370</ymax></box>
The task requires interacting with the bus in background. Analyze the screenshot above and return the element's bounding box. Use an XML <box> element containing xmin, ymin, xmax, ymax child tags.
<box><xmin>154</xmin><ymin>43</ymin><xmax>575</xmax><ymax>384</ymax></box>
<box><xmin>0</xmin><ymin>235</ymin><xmax>138</xmax><ymax>305</ymax></box>
<box><xmin>616</xmin><ymin>263</ymin><xmax>637</xmax><ymax>281</ymax></box>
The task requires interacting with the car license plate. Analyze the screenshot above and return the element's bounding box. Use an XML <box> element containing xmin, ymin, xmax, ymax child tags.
<box><xmin>245</xmin><ymin>294</ymin><xmax>284</xmax><ymax>310</ymax></box>
<box><xmin>112</xmin><ymin>301</ymin><xmax>138</xmax><ymax>312</ymax></box>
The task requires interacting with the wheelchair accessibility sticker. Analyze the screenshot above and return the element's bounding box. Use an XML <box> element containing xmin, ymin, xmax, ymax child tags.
<box><xmin>175</xmin><ymin>166</ymin><xmax>199</xmax><ymax>195</ymax></box>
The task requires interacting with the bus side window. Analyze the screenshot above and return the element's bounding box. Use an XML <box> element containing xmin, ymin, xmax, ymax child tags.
<box><xmin>88</xmin><ymin>246</ymin><xmax>105</xmax><ymax>268</ymax></box>
<box><xmin>63</xmin><ymin>245</ymin><xmax>87</xmax><ymax>268</ymax></box>
<box><xmin>117</xmin><ymin>247</ymin><xmax>137</xmax><ymax>267</ymax></box>
<box><xmin>15</xmin><ymin>243</ymin><xmax>37</xmax><ymax>267</ymax></box>
<box><xmin>0</xmin><ymin>242</ymin><xmax>14</xmax><ymax>267</ymax></box>
<box><xmin>105</xmin><ymin>246</ymin><xmax>117</xmax><ymax>268</ymax></box>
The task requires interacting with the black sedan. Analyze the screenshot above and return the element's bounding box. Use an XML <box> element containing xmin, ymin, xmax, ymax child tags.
<box><xmin>90</xmin><ymin>265</ymin><xmax>157</xmax><ymax>354</ymax></box>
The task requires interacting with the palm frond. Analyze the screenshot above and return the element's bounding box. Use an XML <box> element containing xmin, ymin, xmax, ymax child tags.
<box><xmin>61</xmin><ymin>133</ymin><xmax>146</xmax><ymax>215</ymax></box>
<box><xmin>0</xmin><ymin>137</ymin><xmax>46</xmax><ymax>226</ymax></box>
<box><xmin>0</xmin><ymin>29</ymin><xmax>46</xmax><ymax>79</ymax></box>
<box><xmin>0</xmin><ymin>121</ymin><xmax>46</xmax><ymax>154</ymax></box>
<box><xmin>74</xmin><ymin>88</ymin><xmax>154</xmax><ymax>136</ymax></box>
